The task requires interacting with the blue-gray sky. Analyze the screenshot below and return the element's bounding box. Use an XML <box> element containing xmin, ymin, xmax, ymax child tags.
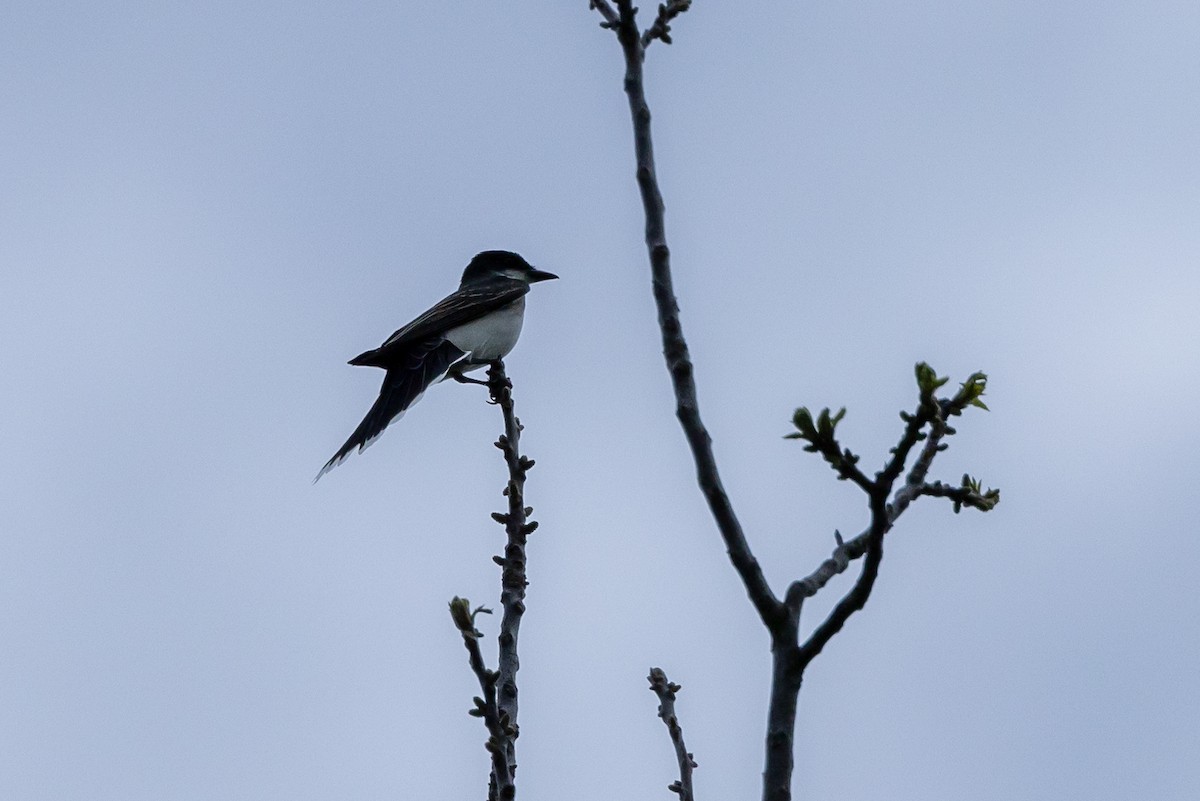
<box><xmin>3</xmin><ymin>2</ymin><xmax>1198</xmax><ymax>799</ymax></box>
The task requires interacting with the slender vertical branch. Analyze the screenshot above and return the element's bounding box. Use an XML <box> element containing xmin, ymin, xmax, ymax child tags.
<box><xmin>596</xmin><ymin>6</ymin><xmax>799</xmax><ymax>798</ymax></box>
<box><xmin>451</xmin><ymin>361</ymin><xmax>536</xmax><ymax>800</ymax></box>
<box><xmin>487</xmin><ymin>359</ymin><xmax>536</xmax><ymax>794</ymax></box>
<box><xmin>602</xmin><ymin>0</ymin><xmax>782</xmax><ymax>629</ymax></box>
<box><xmin>597</xmin><ymin>4</ymin><xmax>798</xmax><ymax>798</ymax></box>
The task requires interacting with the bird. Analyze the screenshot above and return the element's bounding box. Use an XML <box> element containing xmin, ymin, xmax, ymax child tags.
<box><xmin>316</xmin><ymin>250</ymin><xmax>557</xmax><ymax>480</ymax></box>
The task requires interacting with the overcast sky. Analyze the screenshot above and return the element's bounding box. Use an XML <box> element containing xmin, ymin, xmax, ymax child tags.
<box><xmin>3</xmin><ymin>2</ymin><xmax>1199</xmax><ymax>800</ymax></box>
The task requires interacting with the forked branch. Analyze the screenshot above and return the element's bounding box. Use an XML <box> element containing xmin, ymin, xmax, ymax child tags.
<box><xmin>590</xmin><ymin>5</ymin><xmax>999</xmax><ymax>801</ymax></box>
<box><xmin>449</xmin><ymin>359</ymin><xmax>538</xmax><ymax>800</ymax></box>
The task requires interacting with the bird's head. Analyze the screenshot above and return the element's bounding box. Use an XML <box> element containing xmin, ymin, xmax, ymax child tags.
<box><xmin>461</xmin><ymin>250</ymin><xmax>558</xmax><ymax>286</ymax></box>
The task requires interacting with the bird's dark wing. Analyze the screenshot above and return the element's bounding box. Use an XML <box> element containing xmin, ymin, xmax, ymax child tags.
<box><xmin>349</xmin><ymin>279</ymin><xmax>529</xmax><ymax>368</ymax></box>
<box><xmin>316</xmin><ymin>337</ymin><xmax>467</xmax><ymax>480</ymax></box>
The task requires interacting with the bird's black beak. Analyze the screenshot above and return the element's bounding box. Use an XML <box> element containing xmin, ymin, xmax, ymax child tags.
<box><xmin>528</xmin><ymin>268</ymin><xmax>558</xmax><ymax>283</ymax></box>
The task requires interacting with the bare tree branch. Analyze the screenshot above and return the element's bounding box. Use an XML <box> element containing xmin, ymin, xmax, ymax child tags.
<box><xmin>767</xmin><ymin>369</ymin><xmax>992</xmax><ymax>798</ymax></box>
<box><xmin>795</xmin><ymin>492</ymin><xmax>888</xmax><ymax>668</ymax></box>
<box><xmin>596</xmin><ymin>0</ymin><xmax>783</xmax><ymax>630</ymax></box>
<box><xmin>915</xmin><ymin>476</ymin><xmax>1000</xmax><ymax>513</ymax></box>
<box><xmin>449</xmin><ymin>360</ymin><xmax>537</xmax><ymax>800</ymax></box>
<box><xmin>487</xmin><ymin>359</ymin><xmax>536</xmax><ymax>793</ymax></box>
<box><xmin>787</xmin><ymin>367</ymin><xmax>997</xmax><ymax>607</ymax></box>
<box><xmin>590</xmin><ymin>5</ymin><xmax>999</xmax><ymax>799</ymax></box>
<box><xmin>888</xmin><ymin>403</ymin><xmax>949</xmax><ymax>518</ymax></box>
<box><xmin>648</xmin><ymin>668</ymin><xmax>698</xmax><ymax>801</ymax></box>
<box><xmin>790</xmin><ymin>383</ymin><xmax>937</xmax><ymax>662</ymax></box>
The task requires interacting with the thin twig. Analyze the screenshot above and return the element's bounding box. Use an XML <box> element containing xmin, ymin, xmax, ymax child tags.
<box><xmin>648</xmin><ymin>668</ymin><xmax>698</xmax><ymax>801</ymax></box>
<box><xmin>449</xmin><ymin>598</ymin><xmax>514</xmax><ymax>801</ymax></box>
<box><xmin>888</xmin><ymin>404</ymin><xmax>948</xmax><ymax>518</ymax></box>
<box><xmin>590</xmin><ymin>0</ymin><xmax>620</xmax><ymax>27</ymax></box>
<box><xmin>642</xmin><ymin>0</ymin><xmax>693</xmax><ymax>48</ymax></box>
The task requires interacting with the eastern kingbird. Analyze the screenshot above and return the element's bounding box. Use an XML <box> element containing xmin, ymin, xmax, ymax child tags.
<box><xmin>316</xmin><ymin>250</ymin><xmax>557</xmax><ymax>479</ymax></box>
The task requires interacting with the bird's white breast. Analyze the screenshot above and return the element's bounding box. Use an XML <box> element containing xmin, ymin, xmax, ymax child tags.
<box><xmin>445</xmin><ymin>297</ymin><xmax>526</xmax><ymax>361</ymax></box>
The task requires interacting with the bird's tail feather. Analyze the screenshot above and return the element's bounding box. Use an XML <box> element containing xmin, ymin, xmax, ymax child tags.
<box><xmin>315</xmin><ymin>338</ymin><xmax>466</xmax><ymax>480</ymax></box>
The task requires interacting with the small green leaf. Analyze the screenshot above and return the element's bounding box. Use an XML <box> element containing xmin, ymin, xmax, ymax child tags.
<box><xmin>915</xmin><ymin>361</ymin><xmax>949</xmax><ymax>397</ymax></box>
<box><xmin>790</xmin><ymin>407</ymin><xmax>817</xmax><ymax>439</ymax></box>
<box><xmin>915</xmin><ymin>362</ymin><xmax>935</xmax><ymax>392</ymax></box>
<box><xmin>449</xmin><ymin>596</ymin><xmax>474</xmax><ymax>632</ymax></box>
<box><xmin>955</xmin><ymin>372</ymin><xmax>989</xmax><ymax>410</ymax></box>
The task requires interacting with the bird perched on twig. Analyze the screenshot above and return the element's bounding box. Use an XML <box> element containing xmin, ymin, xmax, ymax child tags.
<box><xmin>317</xmin><ymin>250</ymin><xmax>557</xmax><ymax>479</ymax></box>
